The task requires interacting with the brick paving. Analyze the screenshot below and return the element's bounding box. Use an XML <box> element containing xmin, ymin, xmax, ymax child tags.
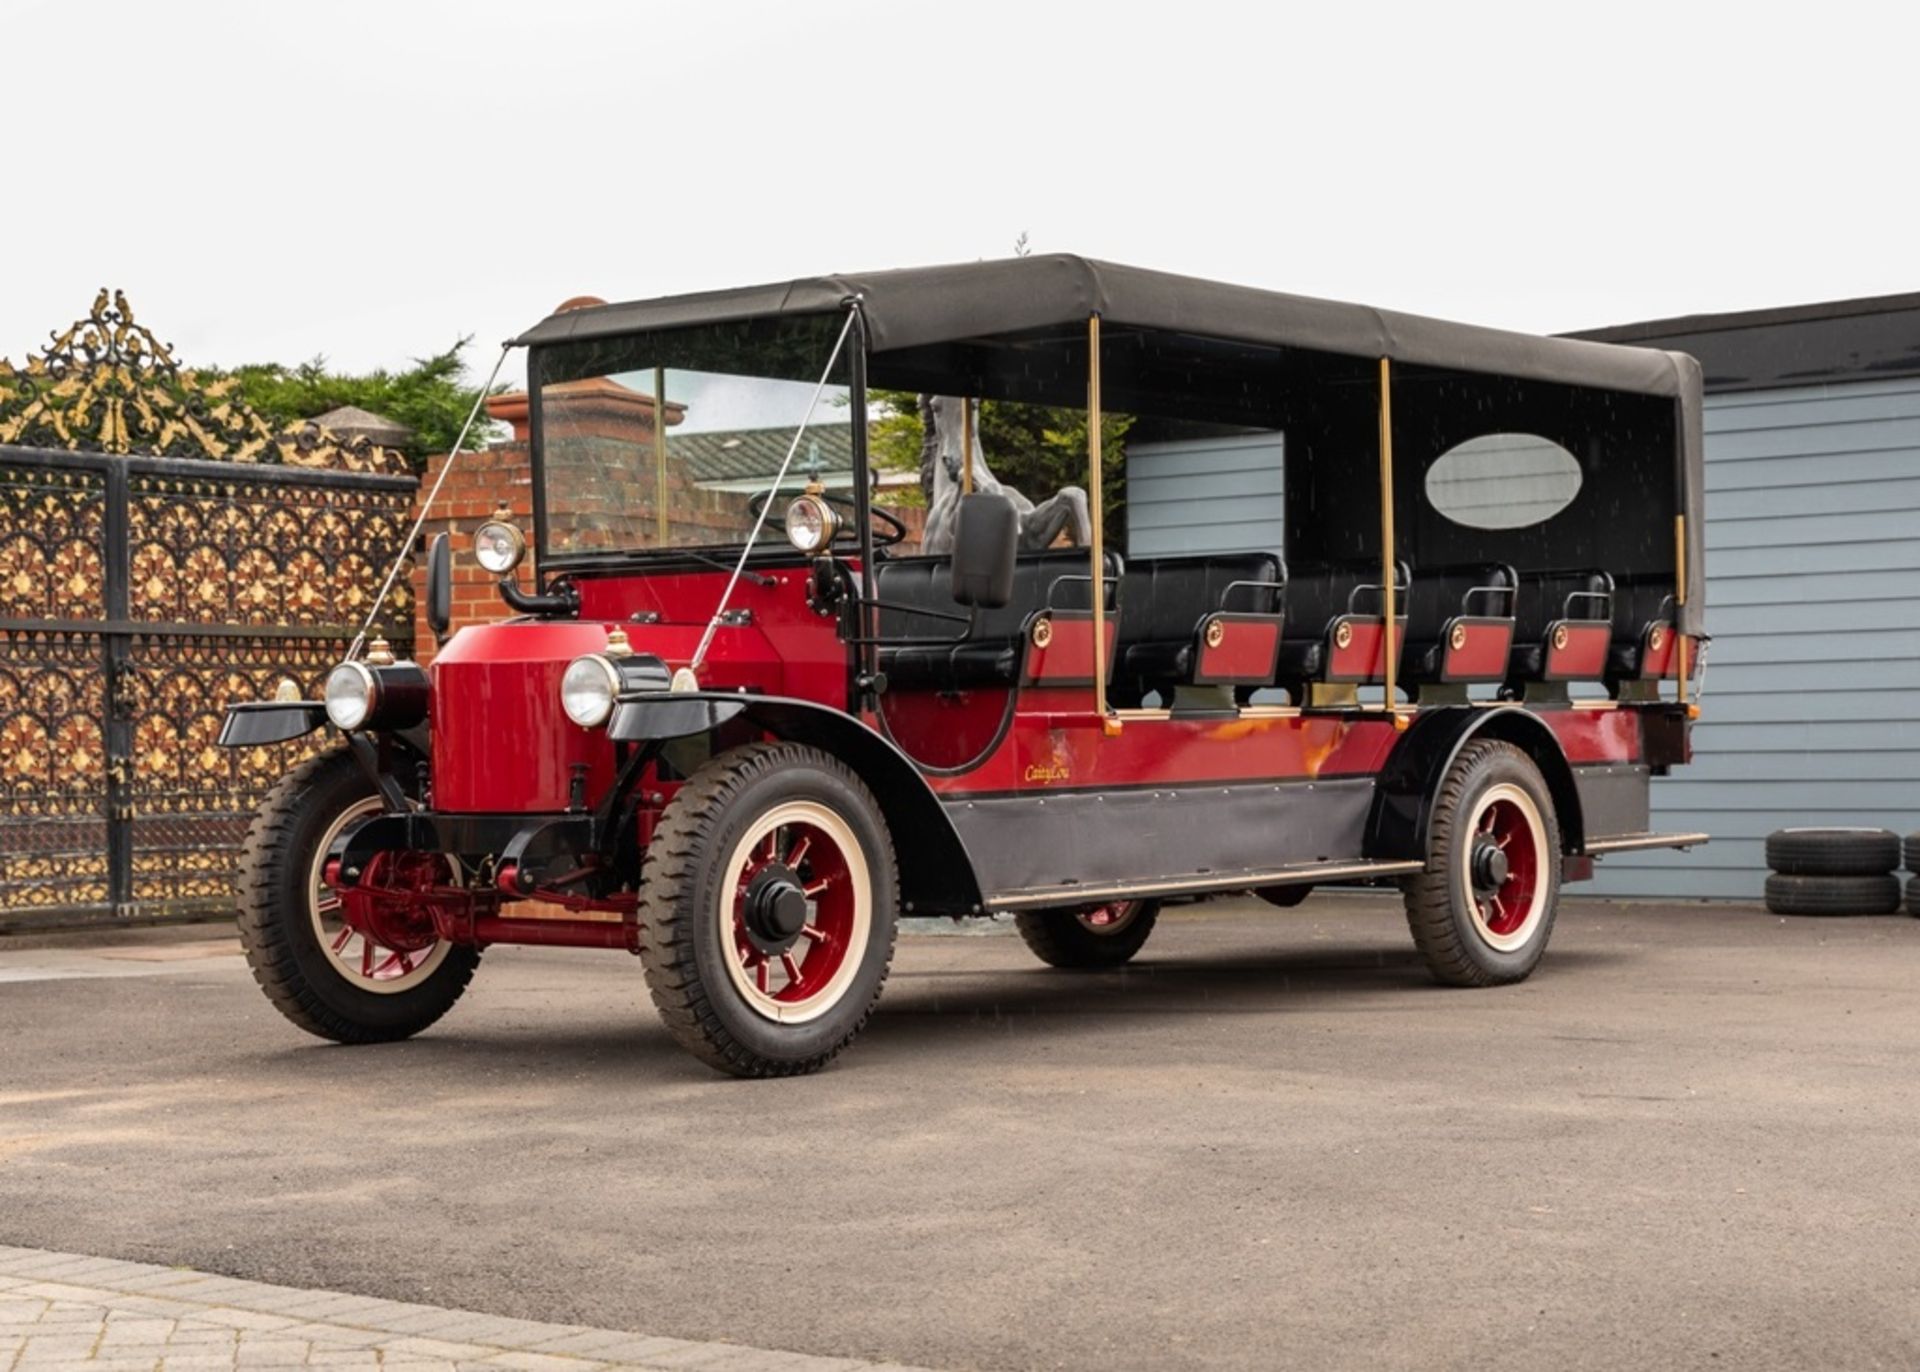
<box><xmin>0</xmin><ymin>1248</ymin><xmax>933</xmax><ymax>1372</ymax></box>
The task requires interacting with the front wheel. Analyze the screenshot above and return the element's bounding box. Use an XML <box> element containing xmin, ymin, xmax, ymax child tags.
<box><xmin>637</xmin><ymin>742</ymin><xmax>900</xmax><ymax>1077</ymax></box>
<box><xmin>1401</xmin><ymin>739</ymin><xmax>1562</xmax><ymax>987</ymax></box>
<box><xmin>1015</xmin><ymin>899</ymin><xmax>1161</xmax><ymax>969</ymax></box>
<box><xmin>236</xmin><ymin>748</ymin><xmax>479</xmax><ymax>1043</ymax></box>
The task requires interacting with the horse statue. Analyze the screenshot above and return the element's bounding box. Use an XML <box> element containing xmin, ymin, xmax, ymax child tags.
<box><xmin>919</xmin><ymin>395</ymin><xmax>1093</xmax><ymax>554</ymax></box>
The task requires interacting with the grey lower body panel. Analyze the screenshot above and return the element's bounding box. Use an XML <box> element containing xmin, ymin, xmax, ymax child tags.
<box><xmin>945</xmin><ymin>776</ymin><xmax>1384</xmax><ymax>909</ymax></box>
<box><xmin>1574</xmin><ymin>763</ymin><xmax>1652</xmax><ymax>843</ymax></box>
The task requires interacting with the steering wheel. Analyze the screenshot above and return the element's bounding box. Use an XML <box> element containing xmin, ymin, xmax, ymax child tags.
<box><xmin>749</xmin><ymin>487</ymin><xmax>908</xmax><ymax>549</ymax></box>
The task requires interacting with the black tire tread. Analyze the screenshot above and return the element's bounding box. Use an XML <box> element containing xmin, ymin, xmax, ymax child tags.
<box><xmin>636</xmin><ymin>741</ymin><xmax>898</xmax><ymax>1078</ymax></box>
<box><xmin>1905</xmin><ymin>833</ymin><xmax>1920</xmax><ymax>876</ymax></box>
<box><xmin>1764</xmin><ymin>872</ymin><xmax>1901</xmax><ymax>917</ymax></box>
<box><xmin>1907</xmin><ymin>875</ymin><xmax>1920</xmax><ymax>917</ymax></box>
<box><xmin>1400</xmin><ymin>739</ymin><xmax>1561</xmax><ymax>988</ymax></box>
<box><xmin>235</xmin><ymin>748</ymin><xmax>478</xmax><ymax>1044</ymax></box>
<box><xmin>1014</xmin><ymin>901</ymin><xmax>1161</xmax><ymax>970</ymax></box>
<box><xmin>1764</xmin><ymin>828</ymin><xmax>1900</xmax><ymax>877</ymax></box>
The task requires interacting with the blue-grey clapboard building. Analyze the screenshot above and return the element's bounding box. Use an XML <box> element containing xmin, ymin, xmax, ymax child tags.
<box><xmin>1126</xmin><ymin>292</ymin><xmax>1920</xmax><ymax>900</ymax></box>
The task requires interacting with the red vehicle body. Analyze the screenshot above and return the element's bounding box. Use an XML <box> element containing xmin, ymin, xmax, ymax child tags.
<box><xmin>220</xmin><ymin>257</ymin><xmax>1709</xmax><ymax>1077</ymax></box>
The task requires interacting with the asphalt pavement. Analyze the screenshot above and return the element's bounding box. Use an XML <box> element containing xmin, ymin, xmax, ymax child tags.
<box><xmin>1</xmin><ymin>896</ymin><xmax>1916</xmax><ymax>1371</ymax></box>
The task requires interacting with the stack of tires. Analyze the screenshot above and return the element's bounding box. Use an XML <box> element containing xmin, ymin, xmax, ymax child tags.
<box><xmin>1763</xmin><ymin>828</ymin><xmax>1907</xmax><ymax>916</ymax></box>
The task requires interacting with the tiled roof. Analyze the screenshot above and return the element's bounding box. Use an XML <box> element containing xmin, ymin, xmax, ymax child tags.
<box><xmin>668</xmin><ymin>423</ymin><xmax>855</xmax><ymax>484</ymax></box>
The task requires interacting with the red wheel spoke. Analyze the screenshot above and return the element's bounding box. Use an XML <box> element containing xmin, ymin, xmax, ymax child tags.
<box><xmin>331</xmin><ymin>925</ymin><xmax>354</xmax><ymax>953</ymax></box>
<box><xmin>361</xmin><ymin>939</ymin><xmax>375</xmax><ymax>977</ymax></box>
<box><xmin>785</xmin><ymin>833</ymin><xmax>812</xmax><ymax>870</ymax></box>
<box><xmin>755</xmin><ymin>960</ymin><xmax>770</xmax><ymax>993</ymax></box>
<box><xmin>799</xmin><ymin>924</ymin><xmax>827</xmax><ymax>944</ymax></box>
<box><xmin>781</xmin><ymin>952</ymin><xmax>804</xmax><ymax>988</ymax></box>
<box><xmin>804</xmin><ymin>877</ymin><xmax>834</xmax><ymax>898</ymax></box>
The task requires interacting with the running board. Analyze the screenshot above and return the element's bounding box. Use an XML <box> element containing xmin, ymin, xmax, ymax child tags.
<box><xmin>986</xmin><ymin>859</ymin><xmax>1427</xmax><ymax>912</ymax></box>
<box><xmin>1584</xmin><ymin>831</ymin><xmax>1712</xmax><ymax>855</ymax></box>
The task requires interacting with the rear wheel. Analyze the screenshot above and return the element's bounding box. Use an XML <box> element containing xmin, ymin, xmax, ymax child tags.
<box><xmin>637</xmin><ymin>742</ymin><xmax>899</xmax><ymax>1077</ymax></box>
<box><xmin>1015</xmin><ymin>899</ymin><xmax>1161</xmax><ymax>969</ymax></box>
<box><xmin>1401</xmin><ymin>740</ymin><xmax>1562</xmax><ymax>986</ymax></box>
<box><xmin>236</xmin><ymin>748</ymin><xmax>479</xmax><ymax>1043</ymax></box>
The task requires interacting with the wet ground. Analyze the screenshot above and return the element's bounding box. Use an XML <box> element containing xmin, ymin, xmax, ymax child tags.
<box><xmin>2</xmin><ymin>895</ymin><xmax>1916</xmax><ymax>1371</ymax></box>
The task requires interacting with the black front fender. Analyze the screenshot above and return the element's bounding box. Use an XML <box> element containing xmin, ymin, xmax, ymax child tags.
<box><xmin>610</xmin><ymin>691</ymin><xmax>985</xmax><ymax>917</ymax></box>
<box><xmin>218</xmin><ymin>701</ymin><xmax>326</xmax><ymax>747</ymax></box>
<box><xmin>608</xmin><ymin>692</ymin><xmax>747</xmax><ymax>742</ymax></box>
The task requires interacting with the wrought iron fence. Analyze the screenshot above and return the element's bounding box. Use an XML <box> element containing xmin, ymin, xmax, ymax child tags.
<box><xmin>0</xmin><ymin>448</ymin><xmax>416</xmax><ymax>927</ymax></box>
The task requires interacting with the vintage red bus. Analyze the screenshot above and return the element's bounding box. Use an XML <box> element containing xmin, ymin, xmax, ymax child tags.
<box><xmin>221</xmin><ymin>257</ymin><xmax>1708</xmax><ymax>1076</ymax></box>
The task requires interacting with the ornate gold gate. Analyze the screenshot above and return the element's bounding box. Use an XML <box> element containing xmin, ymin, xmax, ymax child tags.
<box><xmin>0</xmin><ymin>294</ymin><xmax>417</xmax><ymax>927</ymax></box>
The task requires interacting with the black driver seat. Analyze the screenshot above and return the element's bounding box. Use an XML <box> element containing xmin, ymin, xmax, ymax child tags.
<box><xmin>874</xmin><ymin>550</ymin><xmax>1121</xmax><ymax>691</ymax></box>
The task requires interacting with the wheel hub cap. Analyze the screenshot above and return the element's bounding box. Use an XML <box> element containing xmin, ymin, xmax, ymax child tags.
<box><xmin>1470</xmin><ymin>838</ymin><xmax>1510</xmax><ymax>893</ymax></box>
<box><xmin>742</xmin><ymin>864</ymin><xmax>810</xmax><ymax>953</ymax></box>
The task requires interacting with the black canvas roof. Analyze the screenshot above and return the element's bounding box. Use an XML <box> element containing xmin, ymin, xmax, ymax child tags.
<box><xmin>516</xmin><ymin>256</ymin><xmax>1705</xmax><ymax>633</ymax></box>
<box><xmin>515</xmin><ymin>255</ymin><xmax>1698</xmax><ymax>401</ymax></box>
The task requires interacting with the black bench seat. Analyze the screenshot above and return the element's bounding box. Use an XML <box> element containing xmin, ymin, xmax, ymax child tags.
<box><xmin>874</xmin><ymin>549</ymin><xmax>1120</xmax><ymax>692</ymax></box>
<box><xmin>1274</xmin><ymin>558</ymin><xmax>1411</xmax><ymax>695</ymax></box>
<box><xmin>1401</xmin><ymin>561</ymin><xmax>1518</xmax><ymax>685</ymax></box>
<box><xmin>1114</xmin><ymin>552</ymin><xmax>1284</xmax><ymax>701</ymax></box>
<box><xmin>1606</xmin><ymin>572</ymin><xmax>1681</xmax><ymax>682</ymax></box>
<box><xmin>1508</xmin><ymin>568</ymin><xmax>1614</xmax><ymax>683</ymax></box>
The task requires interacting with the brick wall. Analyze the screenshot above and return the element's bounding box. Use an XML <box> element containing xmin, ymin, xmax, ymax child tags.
<box><xmin>409</xmin><ymin>419</ymin><xmax>535</xmax><ymax>667</ymax></box>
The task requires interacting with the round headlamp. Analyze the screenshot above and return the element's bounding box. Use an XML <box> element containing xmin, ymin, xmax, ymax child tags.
<box><xmin>321</xmin><ymin>658</ymin><xmax>428</xmax><ymax>733</ymax></box>
<box><xmin>561</xmin><ymin>654</ymin><xmax>620</xmax><ymax>728</ymax></box>
<box><xmin>324</xmin><ymin>662</ymin><xmax>376</xmax><ymax>731</ymax></box>
<box><xmin>473</xmin><ymin>519</ymin><xmax>527</xmax><ymax>575</ymax></box>
<box><xmin>784</xmin><ymin>495</ymin><xmax>840</xmax><ymax>554</ymax></box>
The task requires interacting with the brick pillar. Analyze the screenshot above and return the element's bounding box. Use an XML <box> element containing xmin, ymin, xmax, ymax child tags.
<box><xmin>410</xmin><ymin>393</ymin><xmax>536</xmax><ymax>666</ymax></box>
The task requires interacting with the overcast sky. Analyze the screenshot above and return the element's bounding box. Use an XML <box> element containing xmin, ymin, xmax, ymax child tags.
<box><xmin>4</xmin><ymin>0</ymin><xmax>1914</xmax><ymax>393</ymax></box>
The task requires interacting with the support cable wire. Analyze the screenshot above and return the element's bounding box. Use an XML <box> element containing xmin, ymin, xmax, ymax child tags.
<box><xmin>346</xmin><ymin>342</ymin><xmax>513</xmax><ymax>662</ymax></box>
<box><xmin>687</xmin><ymin>309</ymin><xmax>857</xmax><ymax>676</ymax></box>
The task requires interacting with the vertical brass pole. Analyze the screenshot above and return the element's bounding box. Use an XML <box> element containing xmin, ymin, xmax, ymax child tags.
<box><xmin>1378</xmin><ymin>357</ymin><xmax>1399</xmax><ymax>718</ymax></box>
<box><xmin>653</xmin><ymin>367</ymin><xmax>669</xmax><ymax>545</ymax></box>
<box><xmin>1089</xmin><ymin>313</ymin><xmax>1110</xmax><ymax>724</ymax></box>
<box><xmin>961</xmin><ymin>396</ymin><xmax>975</xmax><ymax>495</ymax></box>
<box><xmin>1674</xmin><ymin>514</ymin><xmax>1690</xmax><ymax>702</ymax></box>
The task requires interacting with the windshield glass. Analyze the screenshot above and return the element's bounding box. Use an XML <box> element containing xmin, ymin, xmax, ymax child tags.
<box><xmin>532</xmin><ymin>313</ymin><xmax>852</xmax><ymax>558</ymax></box>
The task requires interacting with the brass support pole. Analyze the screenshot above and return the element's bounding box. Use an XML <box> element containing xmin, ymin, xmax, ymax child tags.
<box><xmin>1378</xmin><ymin>357</ymin><xmax>1401</xmax><ymax>720</ymax></box>
<box><xmin>1089</xmin><ymin>314</ymin><xmax>1111</xmax><ymax>726</ymax></box>
<box><xmin>653</xmin><ymin>367</ymin><xmax>669</xmax><ymax>545</ymax></box>
<box><xmin>1675</xmin><ymin>513</ymin><xmax>1690</xmax><ymax>703</ymax></box>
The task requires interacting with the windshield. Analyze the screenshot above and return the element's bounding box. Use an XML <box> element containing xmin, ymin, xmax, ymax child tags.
<box><xmin>532</xmin><ymin>314</ymin><xmax>853</xmax><ymax>558</ymax></box>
